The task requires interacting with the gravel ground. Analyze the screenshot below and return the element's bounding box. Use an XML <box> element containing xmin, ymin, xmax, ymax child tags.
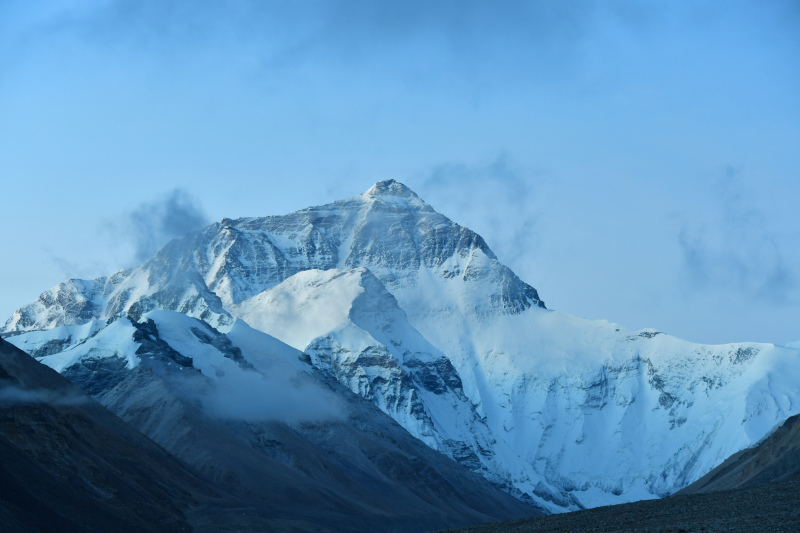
<box><xmin>439</xmin><ymin>479</ymin><xmax>800</xmax><ymax>533</ymax></box>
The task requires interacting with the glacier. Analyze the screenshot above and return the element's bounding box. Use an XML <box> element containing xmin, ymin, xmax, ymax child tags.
<box><xmin>4</xmin><ymin>179</ymin><xmax>800</xmax><ymax>512</ymax></box>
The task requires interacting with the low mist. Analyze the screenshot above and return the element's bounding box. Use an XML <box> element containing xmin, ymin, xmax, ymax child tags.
<box><xmin>207</xmin><ymin>368</ymin><xmax>346</xmax><ymax>423</ymax></box>
<box><xmin>168</xmin><ymin>363</ymin><xmax>346</xmax><ymax>424</ymax></box>
<box><xmin>114</xmin><ymin>189</ymin><xmax>210</xmax><ymax>264</ymax></box>
<box><xmin>0</xmin><ymin>384</ymin><xmax>89</xmax><ymax>407</ymax></box>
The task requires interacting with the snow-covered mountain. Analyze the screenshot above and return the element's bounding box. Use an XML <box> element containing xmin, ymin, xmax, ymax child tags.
<box><xmin>4</xmin><ymin>180</ymin><xmax>800</xmax><ymax>512</ymax></box>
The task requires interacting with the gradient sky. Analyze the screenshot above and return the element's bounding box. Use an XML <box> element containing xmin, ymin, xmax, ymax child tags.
<box><xmin>1</xmin><ymin>1</ymin><xmax>798</xmax><ymax>345</ymax></box>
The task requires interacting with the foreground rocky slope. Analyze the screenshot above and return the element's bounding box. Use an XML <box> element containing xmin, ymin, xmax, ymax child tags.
<box><xmin>442</xmin><ymin>479</ymin><xmax>800</xmax><ymax>533</ymax></box>
<box><xmin>0</xmin><ymin>338</ymin><xmax>203</xmax><ymax>532</ymax></box>
<box><xmin>5</xmin><ymin>180</ymin><xmax>800</xmax><ymax>511</ymax></box>
<box><xmin>678</xmin><ymin>411</ymin><xmax>800</xmax><ymax>494</ymax></box>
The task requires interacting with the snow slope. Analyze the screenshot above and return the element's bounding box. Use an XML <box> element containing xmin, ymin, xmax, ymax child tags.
<box><xmin>229</xmin><ymin>262</ymin><xmax>800</xmax><ymax>509</ymax></box>
<box><xmin>231</xmin><ymin>267</ymin><xmax>572</xmax><ymax>507</ymax></box>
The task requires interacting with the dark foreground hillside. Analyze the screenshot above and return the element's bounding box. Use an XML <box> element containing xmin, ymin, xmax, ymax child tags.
<box><xmin>441</xmin><ymin>478</ymin><xmax>800</xmax><ymax>533</ymax></box>
<box><xmin>678</xmin><ymin>413</ymin><xmax>800</xmax><ymax>494</ymax></box>
<box><xmin>0</xmin><ymin>338</ymin><xmax>205</xmax><ymax>532</ymax></box>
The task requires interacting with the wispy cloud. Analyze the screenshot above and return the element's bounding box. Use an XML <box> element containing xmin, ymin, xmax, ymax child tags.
<box><xmin>44</xmin><ymin>248</ymin><xmax>108</xmax><ymax>280</ymax></box>
<box><xmin>679</xmin><ymin>167</ymin><xmax>796</xmax><ymax>304</ymax></box>
<box><xmin>169</xmin><ymin>362</ymin><xmax>345</xmax><ymax>424</ymax></box>
<box><xmin>204</xmin><ymin>368</ymin><xmax>345</xmax><ymax>423</ymax></box>
<box><xmin>11</xmin><ymin>1</ymin><xmax>769</xmax><ymax>88</ymax></box>
<box><xmin>112</xmin><ymin>189</ymin><xmax>209</xmax><ymax>264</ymax></box>
<box><xmin>38</xmin><ymin>189</ymin><xmax>207</xmax><ymax>281</ymax></box>
<box><xmin>413</xmin><ymin>154</ymin><xmax>542</xmax><ymax>272</ymax></box>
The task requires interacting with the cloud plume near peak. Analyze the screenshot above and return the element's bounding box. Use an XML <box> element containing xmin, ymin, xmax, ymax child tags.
<box><xmin>413</xmin><ymin>154</ymin><xmax>542</xmax><ymax>278</ymax></box>
<box><xmin>113</xmin><ymin>189</ymin><xmax>209</xmax><ymax>264</ymax></box>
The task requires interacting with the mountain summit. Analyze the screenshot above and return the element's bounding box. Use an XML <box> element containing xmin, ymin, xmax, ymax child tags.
<box><xmin>4</xmin><ymin>181</ymin><xmax>800</xmax><ymax>513</ymax></box>
<box><xmin>4</xmin><ymin>181</ymin><xmax>545</xmax><ymax>333</ymax></box>
<box><xmin>365</xmin><ymin>179</ymin><xmax>422</xmax><ymax>200</ymax></box>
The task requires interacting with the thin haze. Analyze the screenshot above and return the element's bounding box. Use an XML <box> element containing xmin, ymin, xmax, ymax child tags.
<box><xmin>0</xmin><ymin>384</ymin><xmax>89</xmax><ymax>407</ymax></box>
<box><xmin>171</xmin><ymin>364</ymin><xmax>346</xmax><ymax>424</ymax></box>
<box><xmin>113</xmin><ymin>189</ymin><xmax>210</xmax><ymax>264</ymax></box>
<box><xmin>0</xmin><ymin>1</ymin><xmax>798</xmax><ymax>344</ymax></box>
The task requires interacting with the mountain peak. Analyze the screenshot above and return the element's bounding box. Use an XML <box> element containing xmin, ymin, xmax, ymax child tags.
<box><xmin>364</xmin><ymin>180</ymin><xmax>421</xmax><ymax>200</ymax></box>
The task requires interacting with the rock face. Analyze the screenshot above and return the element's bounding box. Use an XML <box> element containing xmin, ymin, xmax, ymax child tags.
<box><xmin>4</xmin><ymin>180</ymin><xmax>542</xmax><ymax>334</ymax></box>
<box><xmin>5</xmin><ymin>180</ymin><xmax>800</xmax><ymax>512</ymax></box>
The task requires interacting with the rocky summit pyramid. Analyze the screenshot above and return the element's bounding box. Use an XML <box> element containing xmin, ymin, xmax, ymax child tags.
<box><xmin>5</xmin><ymin>180</ymin><xmax>800</xmax><ymax>513</ymax></box>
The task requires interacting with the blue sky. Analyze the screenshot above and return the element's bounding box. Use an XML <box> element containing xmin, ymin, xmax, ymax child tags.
<box><xmin>1</xmin><ymin>0</ymin><xmax>798</xmax><ymax>344</ymax></box>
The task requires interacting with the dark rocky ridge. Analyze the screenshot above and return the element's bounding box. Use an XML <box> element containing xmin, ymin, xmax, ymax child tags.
<box><xmin>96</xmin><ymin>362</ymin><xmax>542</xmax><ymax>532</ymax></box>
<box><xmin>678</xmin><ymin>412</ymin><xmax>800</xmax><ymax>493</ymax></box>
<box><xmin>0</xmin><ymin>338</ymin><xmax>205</xmax><ymax>533</ymax></box>
<box><xmin>440</xmin><ymin>479</ymin><xmax>800</xmax><ymax>532</ymax></box>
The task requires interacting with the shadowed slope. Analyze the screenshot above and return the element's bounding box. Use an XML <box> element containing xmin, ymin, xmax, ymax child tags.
<box><xmin>678</xmin><ymin>412</ymin><xmax>800</xmax><ymax>494</ymax></box>
<box><xmin>441</xmin><ymin>480</ymin><xmax>800</xmax><ymax>533</ymax></box>
<box><xmin>0</xmin><ymin>338</ymin><xmax>206</xmax><ymax>533</ymax></box>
